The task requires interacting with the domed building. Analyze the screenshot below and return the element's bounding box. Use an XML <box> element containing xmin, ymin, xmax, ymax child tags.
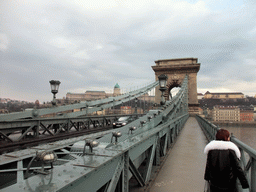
<box><xmin>113</xmin><ymin>83</ymin><xmax>121</xmax><ymax>96</ymax></box>
<box><xmin>65</xmin><ymin>83</ymin><xmax>122</xmax><ymax>102</ymax></box>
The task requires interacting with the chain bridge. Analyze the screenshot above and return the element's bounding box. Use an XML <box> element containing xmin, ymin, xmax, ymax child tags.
<box><xmin>0</xmin><ymin>58</ymin><xmax>255</xmax><ymax>192</ymax></box>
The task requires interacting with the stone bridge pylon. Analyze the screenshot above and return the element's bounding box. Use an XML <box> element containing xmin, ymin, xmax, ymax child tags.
<box><xmin>152</xmin><ymin>58</ymin><xmax>200</xmax><ymax>115</ymax></box>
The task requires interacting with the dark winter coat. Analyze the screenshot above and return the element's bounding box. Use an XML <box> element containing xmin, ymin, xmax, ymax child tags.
<box><xmin>204</xmin><ymin>140</ymin><xmax>249</xmax><ymax>192</ymax></box>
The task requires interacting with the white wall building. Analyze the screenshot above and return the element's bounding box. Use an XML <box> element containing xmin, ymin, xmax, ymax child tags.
<box><xmin>212</xmin><ymin>106</ymin><xmax>240</xmax><ymax>122</ymax></box>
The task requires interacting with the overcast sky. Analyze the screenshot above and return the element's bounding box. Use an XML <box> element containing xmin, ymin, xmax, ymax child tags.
<box><xmin>0</xmin><ymin>0</ymin><xmax>256</xmax><ymax>103</ymax></box>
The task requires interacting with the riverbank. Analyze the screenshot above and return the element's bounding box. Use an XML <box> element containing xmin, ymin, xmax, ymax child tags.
<box><xmin>211</xmin><ymin>121</ymin><xmax>256</xmax><ymax>127</ymax></box>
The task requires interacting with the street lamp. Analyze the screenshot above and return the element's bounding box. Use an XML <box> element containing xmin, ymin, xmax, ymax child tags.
<box><xmin>49</xmin><ymin>80</ymin><xmax>61</xmax><ymax>106</ymax></box>
<box><xmin>158</xmin><ymin>74</ymin><xmax>168</xmax><ymax>105</ymax></box>
<box><xmin>135</xmin><ymin>97</ymin><xmax>138</xmax><ymax>115</ymax></box>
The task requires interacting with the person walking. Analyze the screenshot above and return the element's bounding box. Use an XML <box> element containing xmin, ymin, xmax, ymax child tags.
<box><xmin>204</xmin><ymin>129</ymin><xmax>249</xmax><ymax>192</ymax></box>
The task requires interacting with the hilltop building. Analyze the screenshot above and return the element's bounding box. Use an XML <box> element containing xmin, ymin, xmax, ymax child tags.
<box><xmin>197</xmin><ymin>93</ymin><xmax>204</xmax><ymax>100</ymax></box>
<box><xmin>204</xmin><ymin>91</ymin><xmax>244</xmax><ymax>100</ymax></box>
<box><xmin>66</xmin><ymin>91</ymin><xmax>110</xmax><ymax>102</ymax></box>
<box><xmin>65</xmin><ymin>84</ymin><xmax>121</xmax><ymax>102</ymax></box>
<box><xmin>113</xmin><ymin>83</ymin><xmax>121</xmax><ymax>97</ymax></box>
<box><xmin>63</xmin><ymin>83</ymin><xmax>154</xmax><ymax>104</ymax></box>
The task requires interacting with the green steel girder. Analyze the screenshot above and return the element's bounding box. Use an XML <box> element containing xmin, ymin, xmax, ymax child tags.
<box><xmin>58</xmin><ymin>156</ymin><xmax>123</xmax><ymax>192</ymax></box>
<box><xmin>163</xmin><ymin>132</ymin><xmax>169</xmax><ymax>156</ymax></box>
<box><xmin>17</xmin><ymin>126</ymin><xmax>34</xmax><ymax>141</ymax></box>
<box><xmin>107</xmin><ymin>156</ymin><xmax>125</xmax><ymax>192</ymax></box>
<box><xmin>17</xmin><ymin>160</ymin><xmax>23</xmax><ymax>183</ymax></box>
<box><xmin>129</xmin><ymin>158</ymin><xmax>145</xmax><ymax>187</ymax></box>
<box><xmin>0</xmin><ymin>76</ymin><xmax>189</xmax><ymax>191</ymax></box>
<box><xmin>0</xmin><ymin>113</ymin><xmax>189</xmax><ymax>191</ymax></box>
<box><xmin>40</xmin><ymin>123</ymin><xmax>54</xmax><ymax>136</ymax></box>
<box><xmin>123</xmin><ymin>151</ymin><xmax>129</xmax><ymax>192</ymax></box>
<box><xmin>0</xmin><ymin>114</ymin><xmax>139</xmax><ymax>131</ymax></box>
<box><xmin>0</xmin><ymin>131</ymin><xmax>13</xmax><ymax>142</ymax></box>
<box><xmin>0</xmin><ymin>115</ymin><xmax>138</xmax><ymax>142</ymax></box>
<box><xmin>154</xmin><ymin>134</ymin><xmax>161</xmax><ymax>166</ymax></box>
<box><xmin>144</xmin><ymin>143</ymin><xmax>157</xmax><ymax>183</ymax></box>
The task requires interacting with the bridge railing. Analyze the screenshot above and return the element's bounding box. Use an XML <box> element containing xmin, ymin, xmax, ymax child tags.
<box><xmin>196</xmin><ymin>115</ymin><xmax>255</xmax><ymax>192</ymax></box>
<box><xmin>0</xmin><ymin>76</ymin><xmax>190</xmax><ymax>191</ymax></box>
<box><xmin>0</xmin><ymin>114</ymin><xmax>141</xmax><ymax>146</ymax></box>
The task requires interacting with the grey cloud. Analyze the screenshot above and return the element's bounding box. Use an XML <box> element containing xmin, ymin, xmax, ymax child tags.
<box><xmin>1</xmin><ymin>0</ymin><xmax>256</xmax><ymax>102</ymax></box>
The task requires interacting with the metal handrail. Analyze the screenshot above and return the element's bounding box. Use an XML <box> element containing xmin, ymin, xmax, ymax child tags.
<box><xmin>196</xmin><ymin>115</ymin><xmax>255</xmax><ymax>192</ymax></box>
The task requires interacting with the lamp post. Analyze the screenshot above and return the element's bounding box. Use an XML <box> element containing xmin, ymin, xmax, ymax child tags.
<box><xmin>135</xmin><ymin>97</ymin><xmax>138</xmax><ymax>115</ymax></box>
<box><xmin>158</xmin><ymin>74</ymin><xmax>168</xmax><ymax>105</ymax></box>
<box><xmin>49</xmin><ymin>80</ymin><xmax>61</xmax><ymax>106</ymax></box>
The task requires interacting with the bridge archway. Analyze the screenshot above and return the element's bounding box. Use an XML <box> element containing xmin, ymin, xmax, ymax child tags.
<box><xmin>152</xmin><ymin>58</ymin><xmax>200</xmax><ymax>115</ymax></box>
<box><xmin>167</xmin><ymin>78</ymin><xmax>181</xmax><ymax>99</ymax></box>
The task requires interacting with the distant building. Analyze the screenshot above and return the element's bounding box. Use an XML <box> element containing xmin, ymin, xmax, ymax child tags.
<box><xmin>66</xmin><ymin>91</ymin><xmax>110</xmax><ymax>102</ymax></box>
<box><xmin>252</xmin><ymin>105</ymin><xmax>256</xmax><ymax>121</ymax></box>
<box><xmin>204</xmin><ymin>91</ymin><xmax>244</xmax><ymax>100</ymax></box>
<box><xmin>113</xmin><ymin>83</ymin><xmax>121</xmax><ymax>96</ymax></box>
<box><xmin>35</xmin><ymin>100</ymin><xmax>40</xmax><ymax>108</ymax></box>
<box><xmin>63</xmin><ymin>84</ymin><xmax>155</xmax><ymax>104</ymax></box>
<box><xmin>240</xmin><ymin>106</ymin><xmax>254</xmax><ymax>122</ymax></box>
<box><xmin>197</xmin><ymin>93</ymin><xmax>204</xmax><ymax>100</ymax></box>
<box><xmin>212</xmin><ymin>106</ymin><xmax>240</xmax><ymax>122</ymax></box>
<box><xmin>240</xmin><ymin>109</ymin><xmax>254</xmax><ymax>122</ymax></box>
<box><xmin>120</xmin><ymin>106</ymin><xmax>131</xmax><ymax>114</ymax></box>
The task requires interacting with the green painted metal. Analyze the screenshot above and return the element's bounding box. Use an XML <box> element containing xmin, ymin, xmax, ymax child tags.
<box><xmin>0</xmin><ymin>76</ymin><xmax>189</xmax><ymax>192</ymax></box>
<box><xmin>0</xmin><ymin>114</ymin><xmax>141</xmax><ymax>143</ymax></box>
<box><xmin>107</xmin><ymin>156</ymin><xmax>124</xmax><ymax>192</ymax></box>
<box><xmin>129</xmin><ymin>157</ymin><xmax>145</xmax><ymax>187</ymax></box>
<box><xmin>196</xmin><ymin>115</ymin><xmax>255</xmax><ymax>192</ymax></box>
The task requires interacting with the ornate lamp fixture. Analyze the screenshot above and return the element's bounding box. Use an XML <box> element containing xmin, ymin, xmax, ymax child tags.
<box><xmin>25</xmin><ymin>151</ymin><xmax>57</xmax><ymax>179</ymax></box>
<box><xmin>158</xmin><ymin>74</ymin><xmax>168</xmax><ymax>105</ymax></box>
<box><xmin>111</xmin><ymin>131</ymin><xmax>122</xmax><ymax>143</ymax></box>
<box><xmin>49</xmin><ymin>80</ymin><xmax>61</xmax><ymax>106</ymax></box>
<box><xmin>128</xmin><ymin>126</ymin><xmax>137</xmax><ymax>134</ymax></box>
<box><xmin>83</xmin><ymin>139</ymin><xmax>99</xmax><ymax>155</ymax></box>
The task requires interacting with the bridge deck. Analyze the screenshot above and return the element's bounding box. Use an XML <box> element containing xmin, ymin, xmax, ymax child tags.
<box><xmin>150</xmin><ymin>117</ymin><xmax>208</xmax><ymax>192</ymax></box>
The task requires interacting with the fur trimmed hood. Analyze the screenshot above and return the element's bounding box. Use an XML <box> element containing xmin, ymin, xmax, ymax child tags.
<box><xmin>204</xmin><ymin>140</ymin><xmax>241</xmax><ymax>159</ymax></box>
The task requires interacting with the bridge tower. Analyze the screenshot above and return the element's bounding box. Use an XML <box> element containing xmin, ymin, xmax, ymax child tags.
<box><xmin>152</xmin><ymin>58</ymin><xmax>200</xmax><ymax>115</ymax></box>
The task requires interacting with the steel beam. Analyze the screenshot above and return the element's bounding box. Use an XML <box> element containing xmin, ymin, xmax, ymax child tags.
<box><xmin>144</xmin><ymin>144</ymin><xmax>157</xmax><ymax>183</ymax></box>
<box><xmin>129</xmin><ymin>158</ymin><xmax>145</xmax><ymax>187</ymax></box>
<box><xmin>17</xmin><ymin>125</ymin><xmax>35</xmax><ymax>141</ymax></box>
<box><xmin>123</xmin><ymin>151</ymin><xmax>129</xmax><ymax>192</ymax></box>
<box><xmin>107</xmin><ymin>157</ymin><xmax>124</xmax><ymax>192</ymax></box>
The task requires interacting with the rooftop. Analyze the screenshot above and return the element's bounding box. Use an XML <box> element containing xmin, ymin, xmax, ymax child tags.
<box><xmin>114</xmin><ymin>83</ymin><xmax>120</xmax><ymax>89</ymax></box>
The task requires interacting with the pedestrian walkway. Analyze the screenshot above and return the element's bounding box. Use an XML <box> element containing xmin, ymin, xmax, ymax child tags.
<box><xmin>150</xmin><ymin>117</ymin><xmax>208</xmax><ymax>192</ymax></box>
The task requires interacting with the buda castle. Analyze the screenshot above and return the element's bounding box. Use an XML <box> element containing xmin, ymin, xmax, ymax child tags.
<box><xmin>65</xmin><ymin>83</ymin><xmax>121</xmax><ymax>103</ymax></box>
<box><xmin>64</xmin><ymin>83</ymin><xmax>154</xmax><ymax>104</ymax></box>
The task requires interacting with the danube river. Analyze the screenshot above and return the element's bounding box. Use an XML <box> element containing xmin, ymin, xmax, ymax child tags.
<box><xmin>221</xmin><ymin>125</ymin><xmax>256</xmax><ymax>150</ymax></box>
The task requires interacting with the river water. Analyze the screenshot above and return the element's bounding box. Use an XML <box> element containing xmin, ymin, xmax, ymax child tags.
<box><xmin>221</xmin><ymin>125</ymin><xmax>256</xmax><ymax>150</ymax></box>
